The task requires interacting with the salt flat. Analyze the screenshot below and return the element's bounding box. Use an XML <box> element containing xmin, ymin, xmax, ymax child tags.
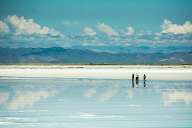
<box><xmin>0</xmin><ymin>65</ymin><xmax>192</xmax><ymax>80</ymax></box>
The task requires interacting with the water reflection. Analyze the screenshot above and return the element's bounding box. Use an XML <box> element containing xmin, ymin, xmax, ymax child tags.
<box><xmin>8</xmin><ymin>89</ymin><xmax>56</xmax><ymax>110</ymax></box>
<box><xmin>0</xmin><ymin>78</ymin><xmax>192</xmax><ymax>127</ymax></box>
<box><xmin>163</xmin><ymin>90</ymin><xmax>192</xmax><ymax>105</ymax></box>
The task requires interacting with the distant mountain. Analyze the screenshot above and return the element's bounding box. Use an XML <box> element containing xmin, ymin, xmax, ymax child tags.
<box><xmin>0</xmin><ymin>47</ymin><xmax>191</xmax><ymax>64</ymax></box>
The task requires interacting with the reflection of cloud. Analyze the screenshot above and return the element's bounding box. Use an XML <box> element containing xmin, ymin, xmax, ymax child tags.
<box><xmin>84</xmin><ymin>88</ymin><xmax>96</xmax><ymax>98</ymax></box>
<box><xmin>70</xmin><ymin>112</ymin><xmax>123</xmax><ymax>119</ymax></box>
<box><xmin>78</xmin><ymin>113</ymin><xmax>96</xmax><ymax>118</ymax></box>
<box><xmin>163</xmin><ymin>91</ymin><xmax>192</xmax><ymax>106</ymax></box>
<box><xmin>127</xmin><ymin>104</ymin><xmax>141</xmax><ymax>107</ymax></box>
<box><xmin>68</xmin><ymin>112</ymin><xmax>96</xmax><ymax>119</ymax></box>
<box><xmin>8</xmin><ymin>90</ymin><xmax>56</xmax><ymax>110</ymax></box>
<box><xmin>128</xmin><ymin>89</ymin><xmax>134</xmax><ymax>99</ymax></box>
<box><xmin>97</xmin><ymin>86</ymin><xmax>119</xmax><ymax>101</ymax></box>
<box><xmin>0</xmin><ymin>92</ymin><xmax>9</xmax><ymax>105</ymax></box>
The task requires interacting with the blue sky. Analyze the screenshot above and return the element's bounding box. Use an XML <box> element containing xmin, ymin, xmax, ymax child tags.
<box><xmin>1</xmin><ymin>0</ymin><xmax>192</xmax><ymax>31</ymax></box>
<box><xmin>0</xmin><ymin>0</ymin><xmax>192</xmax><ymax>52</ymax></box>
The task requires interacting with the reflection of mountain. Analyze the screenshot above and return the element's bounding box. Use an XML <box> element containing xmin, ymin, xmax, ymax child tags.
<box><xmin>0</xmin><ymin>47</ymin><xmax>191</xmax><ymax>64</ymax></box>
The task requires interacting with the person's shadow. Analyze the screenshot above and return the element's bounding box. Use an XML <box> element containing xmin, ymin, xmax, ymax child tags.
<box><xmin>132</xmin><ymin>74</ymin><xmax>135</xmax><ymax>88</ymax></box>
<box><xmin>143</xmin><ymin>74</ymin><xmax>147</xmax><ymax>88</ymax></box>
<box><xmin>144</xmin><ymin>80</ymin><xmax>146</xmax><ymax>87</ymax></box>
<box><xmin>132</xmin><ymin>79</ymin><xmax>135</xmax><ymax>88</ymax></box>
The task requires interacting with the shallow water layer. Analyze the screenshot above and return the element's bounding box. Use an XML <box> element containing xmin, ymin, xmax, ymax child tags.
<box><xmin>0</xmin><ymin>78</ymin><xmax>192</xmax><ymax>128</ymax></box>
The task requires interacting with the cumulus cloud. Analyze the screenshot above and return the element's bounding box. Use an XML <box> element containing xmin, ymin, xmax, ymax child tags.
<box><xmin>161</xmin><ymin>19</ymin><xmax>192</xmax><ymax>34</ymax></box>
<box><xmin>8</xmin><ymin>90</ymin><xmax>56</xmax><ymax>110</ymax></box>
<box><xmin>163</xmin><ymin>91</ymin><xmax>192</xmax><ymax>106</ymax></box>
<box><xmin>0</xmin><ymin>21</ymin><xmax>9</xmax><ymax>33</ymax></box>
<box><xmin>0</xmin><ymin>92</ymin><xmax>9</xmax><ymax>105</ymax></box>
<box><xmin>6</xmin><ymin>15</ymin><xmax>61</xmax><ymax>37</ymax></box>
<box><xmin>96</xmin><ymin>23</ymin><xmax>119</xmax><ymax>36</ymax></box>
<box><xmin>83</xmin><ymin>27</ymin><xmax>97</xmax><ymax>36</ymax></box>
<box><xmin>126</xmin><ymin>26</ymin><xmax>135</xmax><ymax>35</ymax></box>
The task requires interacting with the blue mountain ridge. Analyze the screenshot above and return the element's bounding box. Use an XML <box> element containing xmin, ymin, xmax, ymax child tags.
<box><xmin>0</xmin><ymin>47</ymin><xmax>191</xmax><ymax>64</ymax></box>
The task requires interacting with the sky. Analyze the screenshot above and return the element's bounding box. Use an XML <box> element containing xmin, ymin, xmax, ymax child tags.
<box><xmin>0</xmin><ymin>0</ymin><xmax>192</xmax><ymax>52</ymax></box>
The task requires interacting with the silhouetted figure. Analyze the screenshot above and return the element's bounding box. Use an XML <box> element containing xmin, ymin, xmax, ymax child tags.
<box><xmin>132</xmin><ymin>74</ymin><xmax>135</xmax><ymax>88</ymax></box>
<box><xmin>143</xmin><ymin>74</ymin><xmax>146</xmax><ymax>87</ymax></box>
<box><xmin>135</xmin><ymin>74</ymin><xmax>139</xmax><ymax>87</ymax></box>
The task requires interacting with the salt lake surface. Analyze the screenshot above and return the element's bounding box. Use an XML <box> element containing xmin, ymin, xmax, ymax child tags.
<box><xmin>0</xmin><ymin>78</ymin><xmax>192</xmax><ymax>128</ymax></box>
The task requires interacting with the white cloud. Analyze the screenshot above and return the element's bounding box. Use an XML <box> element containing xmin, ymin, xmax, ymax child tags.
<box><xmin>0</xmin><ymin>21</ymin><xmax>9</xmax><ymax>33</ymax></box>
<box><xmin>0</xmin><ymin>92</ymin><xmax>9</xmax><ymax>105</ymax></box>
<box><xmin>6</xmin><ymin>15</ymin><xmax>61</xmax><ymax>37</ymax></box>
<box><xmin>163</xmin><ymin>91</ymin><xmax>192</xmax><ymax>106</ymax></box>
<box><xmin>96</xmin><ymin>23</ymin><xmax>119</xmax><ymax>36</ymax></box>
<box><xmin>126</xmin><ymin>26</ymin><xmax>135</xmax><ymax>35</ymax></box>
<box><xmin>83</xmin><ymin>27</ymin><xmax>97</xmax><ymax>36</ymax></box>
<box><xmin>8</xmin><ymin>90</ymin><xmax>56</xmax><ymax>110</ymax></box>
<box><xmin>161</xmin><ymin>19</ymin><xmax>192</xmax><ymax>34</ymax></box>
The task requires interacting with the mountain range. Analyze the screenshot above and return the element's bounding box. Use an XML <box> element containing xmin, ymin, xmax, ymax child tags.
<box><xmin>0</xmin><ymin>47</ymin><xmax>191</xmax><ymax>64</ymax></box>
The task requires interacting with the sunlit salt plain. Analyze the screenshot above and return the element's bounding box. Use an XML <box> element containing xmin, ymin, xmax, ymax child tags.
<box><xmin>0</xmin><ymin>77</ymin><xmax>192</xmax><ymax>128</ymax></box>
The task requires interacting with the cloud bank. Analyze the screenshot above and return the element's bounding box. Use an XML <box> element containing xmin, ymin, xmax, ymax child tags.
<box><xmin>0</xmin><ymin>15</ymin><xmax>192</xmax><ymax>47</ymax></box>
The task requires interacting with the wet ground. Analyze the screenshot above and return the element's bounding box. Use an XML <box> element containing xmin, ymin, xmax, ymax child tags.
<box><xmin>0</xmin><ymin>78</ymin><xmax>192</xmax><ymax>128</ymax></box>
